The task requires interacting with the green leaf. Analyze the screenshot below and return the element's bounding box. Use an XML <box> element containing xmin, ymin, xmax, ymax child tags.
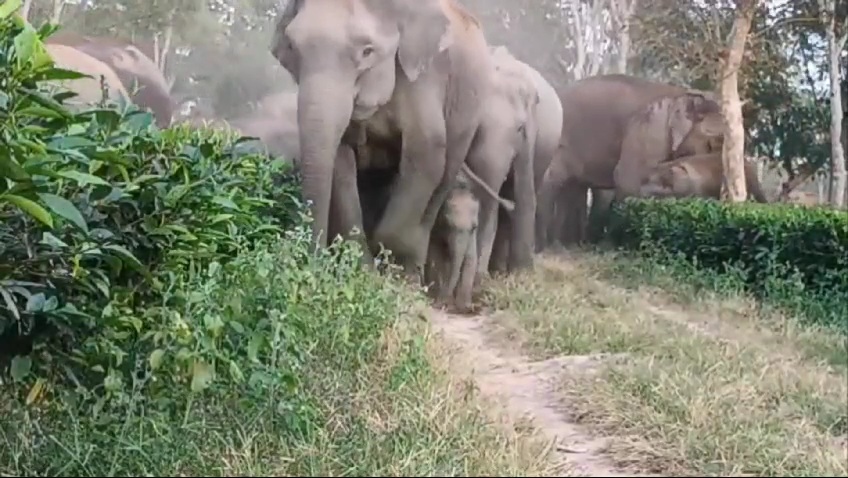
<box><xmin>25</xmin><ymin>292</ymin><xmax>46</xmax><ymax>312</ymax></box>
<box><xmin>0</xmin><ymin>287</ymin><xmax>20</xmax><ymax>320</ymax></box>
<box><xmin>13</xmin><ymin>26</ymin><xmax>38</xmax><ymax>68</ymax></box>
<box><xmin>3</xmin><ymin>194</ymin><xmax>53</xmax><ymax>228</ymax></box>
<box><xmin>0</xmin><ymin>0</ymin><xmax>22</xmax><ymax>20</ymax></box>
<box><xmin>0</xmin><ymin>153</ymin><xmax>30</xmax><ymax>181</ymax></box>
<box><xmin>40</xmin><ymin>232</ymin><xmax>68</xmax><ymax>248</ymax></box>
<box><xmin>103</xmin><ymin>244</ymin><xmax>150</xmax><ymax>279</ymax></box>
<box><xmin>149</xmin><ymin>349</ymin><xmax>165</xmax><ymax>370</ymax></box>
<box><xmin>37</xmin><ymin>193</ymin><xmax>88</xmax><ymax>233</ymax></box>
<box><xmin>228</xmin><ymin>361</ymin><xmax>245</xmax><ymax>383</ymax></box>
<box><xmin>191</xmin><ymin>360</ymin><xmax>214</xmax><ymax>393</ymax></box>
<box><xmin>212</xmin><ymin>196</ymin><xmax>240</xmax><ymax>210</ymax></box>
<box><xmin>56</xmin><ymin>170</ymin><xmax>111</xmax><ymax>187</ymax></box>
<box><xmin>10</xmin><ymin>355</ymin><xmax>32</xmax><ymax>383</ymax></box>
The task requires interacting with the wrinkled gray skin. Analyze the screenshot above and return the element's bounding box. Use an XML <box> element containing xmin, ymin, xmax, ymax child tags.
<box><xmin>464</xmin><ymin>46</ymin><xmax>539</xmax><ymax>279</ymax></box>
<box><xmin>425</xmin><ymin>171</ymin><xmax>481</xmax><ymax>313</ymax></box>
<box><xmin>359</xmin><ymin>166</ymin><xmax>513</xmax><ymax>312</ymax></box>
<box><xmin>46</xmin><ymin>31</ymin><xmax>175</xmax><ymax>128</ymax></box>
<box><xmin>639</xmin><ymin>153</ymin><xmax>768</xmax><ymax>203</ymax></box>
<box><xmin>270</xmin><ymin>0</ymin><xmax>494</xmax><ymax>277</ymax></box>
<box><xmin>469</xmin><ymin>48</ymin><xmax>563</xmax><ymax>274</ymax></box>
<box><xmin>537</xmin><ymin>74</ymin><xmax>723</xmax><ymax>250</ymax></box>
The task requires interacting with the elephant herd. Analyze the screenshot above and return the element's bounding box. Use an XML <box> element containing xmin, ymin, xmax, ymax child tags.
<box><xmin>44</xmin><ymin>0</ymin><xmax>771</xmax><ymax>313</ymax></box>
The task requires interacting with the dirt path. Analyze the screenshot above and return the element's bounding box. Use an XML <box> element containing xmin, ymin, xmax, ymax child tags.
<box><xmin>428</xmin><ymin>309</ymin><xmax>652</xmax><ymax>477</ymax></box>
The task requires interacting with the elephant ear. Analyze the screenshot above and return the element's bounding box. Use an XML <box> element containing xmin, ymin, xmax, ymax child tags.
<box><xmin>270</xmin><ymin>0</ymin><xmax>301</xmax><ymax>78</ymax></box>
<box><xmin>394</xmin><ymin>0</ymin><xmax>454</xmax><ymax>82</ymax></box>
<box><xmin>668</xmin><ymin>92</ymin><xmax>721</xmax><ymax>153</ymax></box>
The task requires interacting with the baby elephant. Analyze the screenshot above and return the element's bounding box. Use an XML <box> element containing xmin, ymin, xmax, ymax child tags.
<box><xmin>640</xmin><ymin>153</ymin><xmax>768</xmax><ymax>203</ymax></box>
<box><xmin>426</xmin><ymin>169</ymin><xmax>514</xmax><ymax>313</ymax></box>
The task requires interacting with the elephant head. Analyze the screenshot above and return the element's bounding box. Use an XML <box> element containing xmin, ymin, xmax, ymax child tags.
<box><xmin>674</xmin><ymin>110</ymin><xmax>724</xmax><ymax>157</ymax></box>
<box><xmin>269</xmin><ymin>0</ymin><xmax>456</xmax><ymax>247</ymax></box>
<box><xmin>613</xmin><ymin>89</ymin><xmax>722</xmax><ymax>199</ymax></box>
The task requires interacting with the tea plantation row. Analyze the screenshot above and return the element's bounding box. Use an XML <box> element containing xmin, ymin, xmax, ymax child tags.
<box><xmin>609</xmin><ymin>197</ymin><xmax>848</xmax><ymax>333</ymax></box>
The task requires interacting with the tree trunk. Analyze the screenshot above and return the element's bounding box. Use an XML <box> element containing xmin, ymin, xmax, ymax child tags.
<box><xmin>719</xmin><ymin>0</ymin><xmax>757</xmax><ymax>202</ymax></box>
<box><xmin>823</xmin><ymin>0</ymin><xmax>847</xmax><ymax>208</ymax></box>
<box><xmin>611</xmin><ymin>0</ymin><xmax>637</xmax><ymax>74</ymax></box>
<box><xmin>50</xmin><ymin>0</ymin><xmax>64</xmax><ymax>23</ymax></box>
<box><xmin>20</xmin><ymin>0</ymin><xmax>33</xmax><ymax>21</ymax></box>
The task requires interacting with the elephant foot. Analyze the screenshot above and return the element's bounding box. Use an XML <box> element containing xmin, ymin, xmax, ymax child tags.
<box><xmin>452</xmin><ymin>294</ymin><xmax>474</xmax><ymax>315</ymax></box>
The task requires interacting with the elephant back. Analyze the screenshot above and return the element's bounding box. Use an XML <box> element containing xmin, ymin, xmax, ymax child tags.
<box><xmin>46</xmin><ymin>31</ymin><xmax>174</xmax><ymax>127</ymax></box>
<box><xmin>44</xmin><ymin>43</ymin><xmax>130</xmax><ymax>106</ymax></box>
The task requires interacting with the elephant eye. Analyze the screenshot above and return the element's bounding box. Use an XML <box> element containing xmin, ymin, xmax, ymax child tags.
<box><xmin>362</xmin><ymin>45</ymin><xmax>375</xmax><ymax>58</ymax></box>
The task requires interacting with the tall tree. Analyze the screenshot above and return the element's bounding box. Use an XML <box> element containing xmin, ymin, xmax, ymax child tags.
<box><xmin>719</xmin><ymin>0</ymin><xmax>758</xmax><ymax>201</ymax></box>
<box><xmin>820</xmin><ymin>0</ymin><xmax>848</xmax><ymax>207</ymax></box>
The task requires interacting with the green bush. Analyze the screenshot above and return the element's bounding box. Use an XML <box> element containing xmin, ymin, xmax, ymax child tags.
<box><xmin>0</xmin><ymin>12</ymin><xmax>301</xmax><ymax>382</ymax></box>
<box><xmin>608</xmin><ymin>197</ymin><xmax>848</xmax><ymax>332</ymax></box>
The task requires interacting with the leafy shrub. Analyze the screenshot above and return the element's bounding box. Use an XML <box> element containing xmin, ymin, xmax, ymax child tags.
<box><xmin>608</xmin><ymin>197</ymin><xmax>848</xmax><ymax>332</ymax></box>
<box><xmin>0</xmin><ymin>11</ymin><xmax>301</xmax><ymax>383</ymax></box>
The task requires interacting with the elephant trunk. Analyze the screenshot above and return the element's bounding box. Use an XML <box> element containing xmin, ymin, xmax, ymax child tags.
<box><xmin>296</xmin><ymin>72</ymin><xmax>355</xmax><ymax>248</ymax></box>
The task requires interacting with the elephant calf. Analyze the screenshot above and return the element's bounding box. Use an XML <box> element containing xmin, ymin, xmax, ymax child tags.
<box><xmin>639</xmin><ymin>153</ymin><xmax>768</xmax><ymax>203</ymax></box>
<box><xmin>426</xmin><ymin>170</ymin><xmax>514</xmax><ymax>313</ymax></box>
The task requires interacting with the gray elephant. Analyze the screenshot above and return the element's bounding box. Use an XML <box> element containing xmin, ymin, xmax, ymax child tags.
<box><xmin>464</xmin><ymin>46</ymin><xmax>539</xmax><ymax>278</ymax></box>
<box><xmin>639</xmin><ymin>152</ymin><xmax>768</xmax><ymax>202</ymax></box>
<box><xmin>465</xmin><ymin>46</ymin><xmax>563</xmax><ymax>276</ymax></box>
<box><xmin>544</xmin><ymin>182</ymin><xmax>614</xmax><ymax>247</ymax></box>
<box><xmin>44</xmin><ymin>44</ymin><xmax>130</xmax><ymax>107</ymax></box>
<box><xmin>46</xmin><ymin>31</ymin><xmax>175</xmax><ymax>128</ymax></box>
<box><xmin>426</xmin><ymin>170</ymin><xmax>514</xmax><ymax>313</ymax></box>
<box><xmin>537</xmin><ymin>74</ymin><xmax>724</xmax><ymax>250</ymax></box>
<box><xmin>270</xmin><ymin>0</ymin><xmax>495</xmax><ymax>276</ymax></box>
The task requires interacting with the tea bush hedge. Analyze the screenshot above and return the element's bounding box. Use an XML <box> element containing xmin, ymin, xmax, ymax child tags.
<box><xmin>608</xmin><ymin>197</ymin><xmax>848</xmax><ymax>332</ymax></box>
<box><xmin>0</xmin><ymin>13</ymin><xmax>302</xmax><ymax>374</ymax></box>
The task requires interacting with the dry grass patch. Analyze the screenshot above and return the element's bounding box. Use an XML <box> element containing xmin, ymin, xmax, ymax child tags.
<box><xmin>479</xmin><ymin>251</ymin><xmax>848</xmax><ymax>476</ymax></box>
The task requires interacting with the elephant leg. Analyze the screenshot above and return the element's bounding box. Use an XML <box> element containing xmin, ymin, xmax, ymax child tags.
<box><xmin>374</xmin><ymin>95</ymin><xmax>450</xmax><ymax>275</ymax></box>
<box><xmin>509</xmin><ymin>145</ymin><xmax>536</xmax><ymax>272</ymax></box>
<box><xmin>424</xmin><ymin>235</ymin><xmax>448</xmax><ymax>303</ymax></box>
<box><xmin>474</xmin><ymin>202</ymin><xmax>498</xmax><ymax>286</ymax></box>
<box><xmin>586</xmin><ymin>188</ymin><xmax>613</xmax><ymax>244</ymax></box>
<box><xmin>489</xmin><ymin>206</ymin><xmax>511</xmax><ymax>274</ymax></box>
<box><xmin>329</xmin><ymin>145</ymin><xmax>372</xmax><ymax>264</ymax></box>
<box><xmin>444</xmin><ymin>228</ymin><xmax>469</xmax><ymax>308</ymax></box>
<box><xmin>454</xmin><ymin>231</ymin><xmax>478</xmax><ymax>313</ymax></box>
<box><xmin>536</xmin><ymin>164</ymin><xmax>563</xmax><ymax>252</ymax></box>
<box><xmin>555</xmin><ymin>181</ymin><xmax>585</xmax><ymax>247</ymax></box>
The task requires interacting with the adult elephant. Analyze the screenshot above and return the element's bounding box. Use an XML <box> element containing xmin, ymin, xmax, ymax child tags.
<box><xmin>46</xmin><ymin>31</ymin><xmax>175</xmax><ymax>128</ymax></box>
<box><xmin>269</xmin><ymin>0</ymin><xmax>495</xmax><ymax>275</ymax></box>
<box><xmin>44</xmin><ymin>44</ymin><xmax>130</xmax><ymax>106</ymax></box>
<box><xmin>463</xmin><ymin>46</ymin><xmax>544</xmax><ymax>277</ymax></box>
<box><xmin>468</xmin><ymin>46</ymin><xmax>562</xmax><ymax>274</ymax></box>
<box><xmin>537</xmin><ymin>74</ymin><xmax>723</xmax><ymax>249</ymax></box>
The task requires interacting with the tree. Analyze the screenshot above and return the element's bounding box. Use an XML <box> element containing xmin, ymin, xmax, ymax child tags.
<box><xmin>719</xmin><ymin>0</ymin><xmax>758</xmax><ymax>202</ymax></box>
<box><xmin>820</xmin><ymin>0</ymin><xmax>847</xmax><ymax>208</ymax></box>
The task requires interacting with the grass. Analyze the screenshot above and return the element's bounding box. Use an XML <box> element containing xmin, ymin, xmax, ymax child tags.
<box><xmin>479</xmin><ymin>247</ymin><xmax>848</xmax><ymax>477</ymax></box>
<box><xmin>0</xmin><ymin>236</ymin><xmax>552</xmax><ymax>477</ymax></box>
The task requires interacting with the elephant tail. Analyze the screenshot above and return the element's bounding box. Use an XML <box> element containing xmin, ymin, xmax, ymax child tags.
<box><xmin>459</xmin><ymin>164</ymin><xmax>515</xmax><ymax>212</ymax></box>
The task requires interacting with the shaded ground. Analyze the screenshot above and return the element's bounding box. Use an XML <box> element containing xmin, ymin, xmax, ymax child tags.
<box><xmin>429</xmin><ymin>250</ymin><xmax>848</xmax><ymax>477</ymax></box>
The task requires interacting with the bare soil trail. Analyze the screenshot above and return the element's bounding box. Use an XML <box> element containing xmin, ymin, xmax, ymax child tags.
<box><xmin>428</xmin><ymin>308</ymin><xmax>651</xmax><ymax>477</ymax></box>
